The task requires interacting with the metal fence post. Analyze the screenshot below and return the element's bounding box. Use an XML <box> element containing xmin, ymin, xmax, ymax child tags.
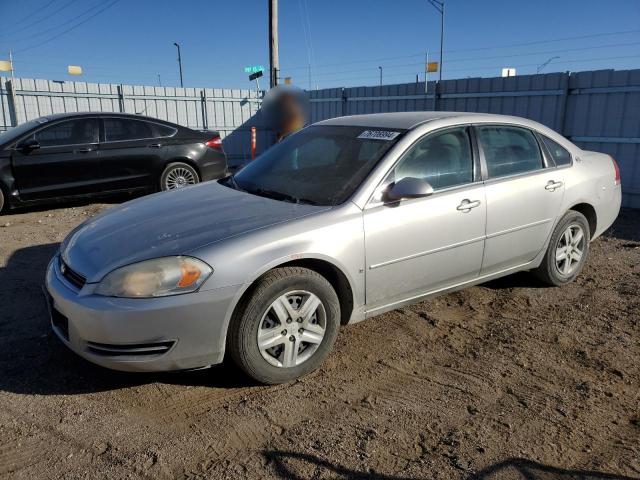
<box><xmin>558</xmin><ymin>71</ymin><xmax>571</xmax><ymax>137</ymax></box>
<box><xmin>117</xmin><ymin>84</ymin><xmax>125</xmax><ymax>112</ymax></box>
<box><xmin>341</xmin><ymin>88</ymin><xmax>347</xmax><ymax>116</ymax></box>
<box><xmin>5</xmin><ymin>79</ymin><xmax>18</xmax><ymax>127</ymax></box>
<box><xmin>201</xmin><ymin>89</ymin><xmax>208</xmax><ymax>129</ymax></box>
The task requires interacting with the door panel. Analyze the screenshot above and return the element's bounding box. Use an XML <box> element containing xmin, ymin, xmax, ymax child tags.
<box><xmin>98</xmin><ymin>118</ymin><xmax>169</xmax><ymax>191</ymax></box>
<box><xmin>364</xmin><ymin>185</ymin><xmax>487</xmax><ymax>312</ymax></box>
<box><xmin>476</xmin><ymin>125</ymin><xmax>565</xmax><ymax>274</ymax></box>
<box><xmin>12</xmin><ymin>118</ymin><xmax>101</xmax><ymax>200</ymax></box>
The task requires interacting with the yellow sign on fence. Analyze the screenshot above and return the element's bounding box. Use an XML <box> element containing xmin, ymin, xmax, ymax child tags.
<box><xmin>67</xmin><ymin>65</ymin><xmax>83</xmax><ymax>76</ymax></box>
<box><xmin>0</xmin><ymin>60</ymin><xmax>12</xmax><ymax>72</ymax></box>
<box><xmin>426</xmin><ymin>62</ymin><xmax>439</xmax><ymax>73</ymax></box>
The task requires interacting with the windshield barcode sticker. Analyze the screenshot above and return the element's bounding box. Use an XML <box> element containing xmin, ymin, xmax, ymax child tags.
<box><xmin>357</xmin><ymin>130</ymin><xmax>400</xmax><ymax>141</ymax></box>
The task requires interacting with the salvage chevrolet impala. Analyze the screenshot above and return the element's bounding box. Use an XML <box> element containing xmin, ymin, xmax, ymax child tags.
<box><xmin>45</xmin><ymin>112</ymin><xmax>621</xmax><ymax>384</ymax></box>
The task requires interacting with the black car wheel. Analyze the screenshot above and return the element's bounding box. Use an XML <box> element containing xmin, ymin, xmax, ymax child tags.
<box><xmin>160</xmin><ymin>162</ymin><xmax>200</xmax><ymax>191</ymax></box>
<box><xmin>0</xmin><ymin>187</ymin><xmax>5</xmax><ymax>214</ymax></box>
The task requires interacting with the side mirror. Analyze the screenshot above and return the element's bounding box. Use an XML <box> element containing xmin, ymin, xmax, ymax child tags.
<box><xmin>385</xmin><ymin>177</ymin><xmax>434</xmax><ymax>202</ymax></box>
<box><xmin>17</xmin><ymin>138</ymin><xmax>40</xmax><ymax>152</ymax></box>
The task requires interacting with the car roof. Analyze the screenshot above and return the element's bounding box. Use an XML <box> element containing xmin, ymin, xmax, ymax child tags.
<box><xmin>35</xmin><ymin>111</ymin><xmax>179</xmax><ymax>126</ymax></box>
<box><xmin>315</xmin><ymin>111</ymin><xmax>546</xmax><ymax>131</ymax></box>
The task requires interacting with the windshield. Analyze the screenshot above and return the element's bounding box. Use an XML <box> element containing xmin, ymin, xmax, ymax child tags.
<box><xmin>0</xmin><ymin>117</ymin><xmax>49</xmax><ymax>146</ymax></box>
<box><xmin>230</xmin><ymin>125</ymin><xmax>404</xmax><ymax>206</ymax></box>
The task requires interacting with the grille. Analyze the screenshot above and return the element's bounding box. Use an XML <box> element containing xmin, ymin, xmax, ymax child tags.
<box><xmin>86</xmin><ymin>340</ymin><xmax>175</xmax><ymax>357</ymax></box>
<box><xmin>59</xmin><ymin>257</ymin><xmax>86</xmax><ymax>290</ymax></box>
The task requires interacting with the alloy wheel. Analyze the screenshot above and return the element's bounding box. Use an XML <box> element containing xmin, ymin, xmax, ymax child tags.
<box><xmin>257</xmin><ymin>290</ymin><xmax>326</xmax><ymax>368</ymax></box>
<box><xmin>165</xmin><ymin>167</ymin><xmax>197</xmax><ymax>190</ymax></box>
<box><xmin>555</xmin><ymin>223</ymin><xmax>585</xmax><ymax>275</ymax></box>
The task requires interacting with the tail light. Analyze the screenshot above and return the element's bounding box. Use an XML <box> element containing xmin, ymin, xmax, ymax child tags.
<box><xmin>205</xmin><ymin>136</ymin><xmax>222</xmax><ymax>149</ymax></box>
<box><xmin>612</xmin><ymin>157</ymin><xmax>621</xmax><ymax>185</ymax></box>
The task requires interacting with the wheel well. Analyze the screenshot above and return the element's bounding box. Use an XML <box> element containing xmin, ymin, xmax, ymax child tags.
<box><xmin>234</xmin><ymin>259</ymin><xmax>355</xmax><ymax>326</ymax></box>
<box><xmin>570</xmin><ymin>203</ymin><xmax>597</xmax><ymax>238</ymax></box>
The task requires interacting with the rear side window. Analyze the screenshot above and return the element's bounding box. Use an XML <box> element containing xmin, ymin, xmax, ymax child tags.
<box><xmin>152</xmin><ymin>123</ymin><xmax>177</xmax><ymax>137</ymax></box>
<box><xmin>34</xmin><ymin>119</ymin><xmax>99</xmax><ymax>147</ymax></box>
<box><xmin>477</xmin><ymin>126</ymin><xmax>543</xmax><ymax>178</ymax></box>
<box><xmin>541</xmin><ymin>135</ymin><xmax>572</xmax><ymax>166</ymax></box>
<box><xmin>388</xmin><ymin>127</ymin><xmax>473</xmax><ymax>190</ymax></box>
<box><xmin>104</xmin><ymin>118</ymin><xmax>164</xmax><ymax>141</ymax></box>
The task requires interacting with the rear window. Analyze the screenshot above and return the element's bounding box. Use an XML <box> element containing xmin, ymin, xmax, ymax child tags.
<box><xmin>541</xmin><ymin>135</ymin><xmax>572</xmax><ymax>166</ymax></box>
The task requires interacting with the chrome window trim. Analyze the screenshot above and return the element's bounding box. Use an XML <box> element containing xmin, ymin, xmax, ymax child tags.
<box><xmin>102</xmin><ymin>117</ymin><xmax>178</xmax><ymax>144</ymax></box>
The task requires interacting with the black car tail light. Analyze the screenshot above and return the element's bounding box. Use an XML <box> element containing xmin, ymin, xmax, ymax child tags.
<box><xmin>205</xmin><ymin>136</ymin><xmax>222</xmax><ymax>149</ymax></box>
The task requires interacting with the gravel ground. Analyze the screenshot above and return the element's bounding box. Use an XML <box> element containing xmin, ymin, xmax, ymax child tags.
<box><xmin>0</xmin><ymin>201</ymin><xmax>638</xmax><ymax>480</ymax></box>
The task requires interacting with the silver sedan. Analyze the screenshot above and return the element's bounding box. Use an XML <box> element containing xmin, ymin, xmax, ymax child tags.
<box><xmin>45</xmin><ymin>112</ymin><xmax>622</xmax><ymax>384</ymax></box>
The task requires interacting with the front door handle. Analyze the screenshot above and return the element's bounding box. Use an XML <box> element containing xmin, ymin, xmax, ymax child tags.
<box><xmin>545</xmin><ymin>180</ymin><xmax>564</xmax><ymax>191</ymax></box>
<box><xmin>457</xmin><ymin>199</ymin><xmax>481</xmax><ymax>212</ymax></box>
<box><xmin>74</xmin><ymin>147</ymin><xmax>94</xmax><ymax>153</ymax></box>
<box><xmin>148</xmin><ymin>143</ymin><xmax>163</xmax><ymax>148</ymax></box>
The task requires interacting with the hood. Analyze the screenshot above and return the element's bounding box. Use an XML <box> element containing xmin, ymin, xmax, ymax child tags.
<box><xmin>61</xmin><ymin>181</ymin><xmax>327</xmax><ymax>282</ymax></box>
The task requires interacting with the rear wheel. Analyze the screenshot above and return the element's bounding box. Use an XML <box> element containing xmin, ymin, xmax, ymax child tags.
<box><xmin>160</xmin><ymin>162</ymin><xmax>199</xmax><ymax>191</ymax></box>
<box><xmin>228</xmin><ymin>267</ymin><xmax>340</xmax><ymax>384</ymax></box>
<box><xmin>533</xmin><ymin>210</ymin><xmax>590</xmax><ymax>286</ymax></box>
<box><xmin>0</xmin><ymin>187</ymin><xmax>4</xmax><ymax>214</ymax></box>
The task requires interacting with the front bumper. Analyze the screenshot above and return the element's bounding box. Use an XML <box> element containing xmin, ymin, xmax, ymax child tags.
<box><xmin>45</xmin><ymin>255</ymin><xmax>240</xmax><ymax>372</ymax></box>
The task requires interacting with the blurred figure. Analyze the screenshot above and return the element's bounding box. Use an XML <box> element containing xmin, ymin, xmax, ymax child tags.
<box><xmin>261</xmin><ymin>85</ymin><xmax>309</xmax><ymax>142</ymax></box>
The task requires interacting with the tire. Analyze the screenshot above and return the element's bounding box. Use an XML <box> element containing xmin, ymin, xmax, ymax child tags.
<box><xmin>0</xmin><ymin>187</ymin><xmax>4</xmax><ymax>214</ymax></box>
<box><xmin>228</xmin><ymin>267</ymin><xmax>340</xmax><ymax>385</ymax></box>
<box><xmin>533</xmin><ymin>210</ymin><xmax>590</xmax><ymax>286</ymax></box>
<box><xmin>160</xmin><ymin>162</ymin><xmax>200</xmax><ymax>191</ymax></box>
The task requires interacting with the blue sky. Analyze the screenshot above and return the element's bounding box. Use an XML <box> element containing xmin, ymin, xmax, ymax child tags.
<box><xmin>1</xmin><ymin>0</ymin><xmax>639</xmax><ymax>89</ymax></box>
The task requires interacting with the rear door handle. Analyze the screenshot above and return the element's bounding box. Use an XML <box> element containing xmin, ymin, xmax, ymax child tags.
<box><xmin>545</xmin><ymin>180</ymin><xmax>564</xmax><ymax>191</ymax></box>
<box><xmin>74</xmin><ymin>147</ymin><xmax>95</xmax><ymax>153</ymax></box>
<box><xmin>457</xmin><ymin>199</ymin><xmax>481</xmax><ymax>212</ymax></box>
<box><xmin>148</xmin><ymin>143</ymin><xmax>163</xmax><ymax>148</ymax></box>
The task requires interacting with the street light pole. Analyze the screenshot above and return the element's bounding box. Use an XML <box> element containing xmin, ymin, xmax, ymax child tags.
<box><xmin>378</xmin><ymin>66</ymin><xmax>382</xmax><ymax>86</ymax></box>
<box><xmin>173</xmin><ymin>42</ymin><xmax>184</xmax><ymax>87</ymax></box>
<box><xmin>269</xmin><ymin>0</ymin><xmax>279</xmax><ymax>88</ymax></box>
<box><xmin>427</xmin><ymin>0</ymin><xmax>444</xmax><ymax>82</ymax></box>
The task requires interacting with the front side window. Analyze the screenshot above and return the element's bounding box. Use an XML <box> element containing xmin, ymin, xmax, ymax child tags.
<box><xmin>34</xmin><ymin>119</ymin><xmax>99</xmax><ymax>147</ymax></box>
<box><xmin>477</xmin><ymin>126</ymin><xmax>543</xmax><ymax>178</ymax></box>
<box><xmin>104</xmin><ymin>118</ymin><xmax>155</xmax><ymax>141</ymax></box>
<box><xmin>541</xmin><ymin>135</ymin><xmax>572</xmax><ymax>166</ymax></box>
<box><xmin>385</xmin><ymin>127</ymin><xmax>473</xmax><ymax>191</ymax></box>
<box><xmin>231</xmin><ymin>125</ymin><xmax>404</xmax><ymax>206</ymax></box>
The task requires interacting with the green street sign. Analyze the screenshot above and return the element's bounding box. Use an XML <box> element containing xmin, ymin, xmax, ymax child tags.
<box><xmin>244</xmin><ymin>65</ymin><xmax>264</xmax><ymax>74</ymax></box>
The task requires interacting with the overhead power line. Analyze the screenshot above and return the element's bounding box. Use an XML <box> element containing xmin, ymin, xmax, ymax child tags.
<box><xmin>0</xmin><ymin>0</ymin><xmax>80</xmax><ymax>38</ymax></box>
<box><xmin>15</xmin><ymin>0</ymin><xmax>121</xmax><ymax>54</ymax></box>
<box><xmin>282</xmin><ymin>41</ymin><xmax>640</xmax><ymax>80</ymax></box>
<box><xmin>5</xmin><ymin>0</ymin><xmax>58</xmax><ymax>30</ymax></box>
<box><xmin>281</xmin><ymin>28</ymin><xmax>640</xmax><ymax>72</ymax></box>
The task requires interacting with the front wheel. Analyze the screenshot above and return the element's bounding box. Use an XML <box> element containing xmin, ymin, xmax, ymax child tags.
<box><xmin>533</xmin><ymin>210</ymin><xmax>590</xmax><ymax>286</ymax></box>
<box><xmin>160</xmin><ymin>162</ymin><xmax>200</xmax><ymax>191</ymax></box>
<box><xmin>0</xmin><ymin>187</ymin><xmax>4</xmax><ymax>214</ymax></box>
<box><xmin>228</xmin><ymin>267</ymin><xmax>340</xmax><ymax>384</ymax></box>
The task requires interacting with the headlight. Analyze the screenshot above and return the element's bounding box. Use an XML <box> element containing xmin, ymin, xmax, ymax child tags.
<box><xmin>94</xmin><ymin>256</ymin><xmax>212</xmax><ymax>298</ymax></box>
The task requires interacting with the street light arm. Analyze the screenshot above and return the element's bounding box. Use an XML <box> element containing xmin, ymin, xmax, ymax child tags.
<box><xmin>427</xmin><ymin>0</ymin><xmax>443</xmax><ymax>13</ymax></box>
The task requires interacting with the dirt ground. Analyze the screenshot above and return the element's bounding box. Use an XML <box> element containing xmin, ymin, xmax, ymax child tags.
<box><xmin>0</xmin><ymin>199</ymin><xmax>638</xmax><ymax>480</ymax></box>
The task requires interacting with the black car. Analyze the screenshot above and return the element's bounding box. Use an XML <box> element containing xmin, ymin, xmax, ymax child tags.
<box><xmin>0</xmin><ymin>112</ymin><xmax>228</xmax><ymax>213</ymax></box>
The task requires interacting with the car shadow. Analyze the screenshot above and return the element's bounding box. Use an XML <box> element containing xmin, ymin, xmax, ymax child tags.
<box><xmin>262</xmin><ymin>451</ymin><xmax>639</xmax><ymax>479</ymax></box>
<box><xmin>0</xmin><ymin>242</ymin><xmax>253</xmax><ymax>395</ymax></box>
<box><xmin>1</xmin><ymin>192</ymin><xmax>139</xmax><ymax>216</ymax></box>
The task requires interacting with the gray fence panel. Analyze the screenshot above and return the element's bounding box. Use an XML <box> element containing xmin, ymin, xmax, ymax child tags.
<box><xmin>0</xmin><ymin>77</ymin><xmax>268</xmax><ymax>166</ymax></box>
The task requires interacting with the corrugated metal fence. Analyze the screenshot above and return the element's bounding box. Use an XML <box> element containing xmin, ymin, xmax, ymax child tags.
<box><xmin>309</xmin><ymin>69</ymin><xmax>640</xmax><ymax>208</ymax></box>
<box><xmin>1</xmin><ymin>69</ymin><xmax>639</xmax><ymax>207</ymax></box>
<box><xmin>0</xmin><ymin>77</ymin><xmax>271</xmax><ymax>166</ymax></box>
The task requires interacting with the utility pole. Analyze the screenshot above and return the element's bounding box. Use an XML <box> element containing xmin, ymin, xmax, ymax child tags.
<box><xmin>269</xmin><ymin>0</ymin><xmax>279</xmax><ymax>88</ymax></box>
<box><xmin>378</xmin><ymin>66</ymin><xmax>382</xmax><ymax>86</ymax></box>
<box><xmin>173</xmin><ymin>42</ymin><xmax>184</xmax><ymax>87</ymax></box>
<box><xmin>427</xmin><ymin>0</ymin><xmax>444</xmax><ymax>81</ymax></box>
<box><xmin>157</xmin><ymin>73</ymin><xmax>162</xmax><ymax>86</ymax></box>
